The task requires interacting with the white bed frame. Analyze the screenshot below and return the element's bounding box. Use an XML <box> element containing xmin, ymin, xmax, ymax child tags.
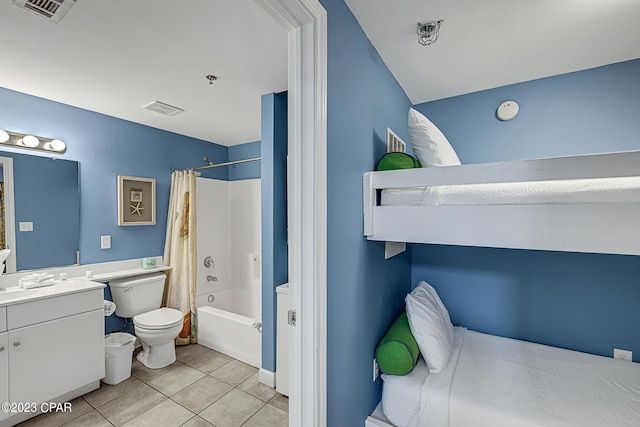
<box><xmin>363</xmin><ymin>150</ymin><xmax>640</xmax><ymax>256</ymax></box>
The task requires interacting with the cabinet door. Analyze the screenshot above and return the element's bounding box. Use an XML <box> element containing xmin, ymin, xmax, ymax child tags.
<box><xmin>0</xmin><ymin>332</ymin><xmax>7</xmax><ymax>421</ymax></box>
<box><xmin>8</xmin><ymin>309</ymin><xmax>104</xmax><ymax>404</ymax></box>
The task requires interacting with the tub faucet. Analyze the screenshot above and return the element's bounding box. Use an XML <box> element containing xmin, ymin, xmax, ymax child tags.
<box><xmin>206</xmin><ymin>275</ymin><xmax>218</xmax><ymax>282</ymax></box>
<box><xmin>203</xmin><ymin>256</ymin><xmax>214</xmax><ymax>268</ymax></box>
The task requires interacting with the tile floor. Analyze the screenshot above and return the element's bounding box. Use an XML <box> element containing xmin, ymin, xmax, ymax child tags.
<box><xmin>18</xmin><ymin>344</ymin><xmax>288</xmax><ymax>427</ymax></box>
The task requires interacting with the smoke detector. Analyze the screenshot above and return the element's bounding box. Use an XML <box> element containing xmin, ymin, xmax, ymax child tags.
<box><xmin>13</xmin><ymin>0</ymin><xmax>76</xmax><ymax>24</ymax></box>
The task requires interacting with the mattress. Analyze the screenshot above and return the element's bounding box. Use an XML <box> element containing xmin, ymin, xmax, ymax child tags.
<box><xmin>411</xmin><ymin>329</ymin><xmax>640</xmax><ymax>427</ymax></box>
<box><xmin>380</xmin><ymin>177</ymin><xmax>640</xmax><ymax>206</ymax></box>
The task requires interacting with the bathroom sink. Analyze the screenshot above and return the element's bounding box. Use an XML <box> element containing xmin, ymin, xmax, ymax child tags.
<box><xmin>0</xmin><ymin>288</ymin><xmax>39</xmax><ymax>302</ymax></box>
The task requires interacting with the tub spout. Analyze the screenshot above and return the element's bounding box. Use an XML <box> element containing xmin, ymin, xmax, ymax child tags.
<box><xmin>206</xmin><ymin>275</ymin><xmax>218</xmax><ymax>282</ymax></box>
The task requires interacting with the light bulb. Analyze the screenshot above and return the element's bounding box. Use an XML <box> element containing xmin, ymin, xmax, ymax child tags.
<box><xmin>45</xmin><ymin>139</ymin><xmax>66</xmax><ymax>152</ymax></box>
<box><xmin>0</xmin><ymin>130</ymin><xmax>9</xmax><ymax>143</ymax></box>
<box><xmin>20</xmin><ymin>135</ymin><xmax>39</xmax><ymax>147</ymax></box>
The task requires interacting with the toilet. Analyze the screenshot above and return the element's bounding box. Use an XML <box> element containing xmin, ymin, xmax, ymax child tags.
<box><xmin>109</xmin><ymin>273</ymin><xmax>183</xmax><ymax>369</ymax></box>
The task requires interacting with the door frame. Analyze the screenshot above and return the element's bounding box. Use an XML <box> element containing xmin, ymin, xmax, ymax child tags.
<box><xmin>253</xmin><ymin>0</ymin><xmax>327</xmax><ymax>425</ymax></box>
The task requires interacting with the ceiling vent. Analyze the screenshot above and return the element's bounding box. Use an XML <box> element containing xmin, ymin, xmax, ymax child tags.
<box><xmin>142</xmin><ymin>101</ymin><xmax>185</xmax><ymax>117</ymax></box>
<box><xmin>13</xmin><ymin>0</ymin><xmax>76</xmax><ymax>23</ymax></box>
<box><xmin>386</xmin><ymin>128</ymin><xmax>406</xmax><ymax>153</ymax></box>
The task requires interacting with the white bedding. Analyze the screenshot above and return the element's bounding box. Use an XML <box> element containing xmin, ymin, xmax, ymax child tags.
<box><xmin>380</xmin><ymin>177</ymin><xmax>640</xmax><ymax>206</ymax></box>
<box><xmin>381</xmin><ymin>357</ymin><xmax>428</xmax><ymax>427</ymax></box>
<box><xmin>382</xmin><ymin>328</ymin><xmax>640</xmax><ymax>426</ymax></box>
<box><xmin>396</xmin><ymin>328</ymin><xmax>640</xmax><ymax>427</ymax></box>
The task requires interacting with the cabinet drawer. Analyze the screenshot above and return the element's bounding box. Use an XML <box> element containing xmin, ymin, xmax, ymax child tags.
<box><xmin>7</xmin><ymin>289</ymin><xmax>102</xmax><ymax>329</ymax></box>
<box><xmin>0</xmin><ymin>307</ymin><xmax>5</xmax><ymax>332</ymax></box>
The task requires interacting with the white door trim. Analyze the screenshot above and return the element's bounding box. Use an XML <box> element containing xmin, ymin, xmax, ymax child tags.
<box><xmin>253</xmin><ymin>0</ymin><xmax>327</xmax><ymax>426</ymax></box>
<box><xmin>0</xmin><ymin>156</ymin><xmax>17</xmax><ymax>273</ymax></box>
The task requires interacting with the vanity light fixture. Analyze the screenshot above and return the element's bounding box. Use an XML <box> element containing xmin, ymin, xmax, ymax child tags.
<box><xmin>0</xmin><ymin>130</ymin><xmax>67</xmax><ymax>154</ymax></box>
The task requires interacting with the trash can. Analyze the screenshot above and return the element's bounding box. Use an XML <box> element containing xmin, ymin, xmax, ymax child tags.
<box><xmin>104</xmin><ymin>333</ymin><xmax>136</xmax><ymax>385</ymax></box>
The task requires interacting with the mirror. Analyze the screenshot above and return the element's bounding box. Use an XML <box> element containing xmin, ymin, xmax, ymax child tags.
<box><xmin>0</xmin><ymin>150</ymin><xmax>80</xmax><ymax>272</ymax></box>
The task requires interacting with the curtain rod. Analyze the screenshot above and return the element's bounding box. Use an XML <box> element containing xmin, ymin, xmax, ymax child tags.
<box><xmin>190</xmin><ymin>157</ymin><xmax>261</xmax><ymax>171</ymax></box>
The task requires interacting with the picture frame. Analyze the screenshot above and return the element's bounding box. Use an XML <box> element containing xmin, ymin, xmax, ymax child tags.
<box><xmin>117</xmin><ymin>175</ymin><xmax>156</xmax><ymax>226</ymax></box>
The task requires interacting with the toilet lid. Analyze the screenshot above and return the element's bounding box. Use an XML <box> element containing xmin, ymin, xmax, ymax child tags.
<box><xmin>134</xmin><ymin>308</ymin><xmax>183</xmax><ymax>330</ymax></box>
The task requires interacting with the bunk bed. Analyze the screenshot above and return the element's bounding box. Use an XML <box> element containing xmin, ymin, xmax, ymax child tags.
<box><xmin>363</xmin><ymin>150</ymin><xmax>640</xmax><ymax>255</ymax></box>
<box><xmin>375</xmin><ymin>327</ymin><xmax>640</xmax><ymax>427</ymax></box>
<box><xmin>366</xmin><ymin>281</ymin><xmax>640</xmax><ymax>427</ymax></box>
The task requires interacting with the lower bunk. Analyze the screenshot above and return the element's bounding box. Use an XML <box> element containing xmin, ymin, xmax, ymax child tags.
<box><xmin>368</xmin><ymin>327</ymin><xmax>640</xmax><ymax>427</ymax></box>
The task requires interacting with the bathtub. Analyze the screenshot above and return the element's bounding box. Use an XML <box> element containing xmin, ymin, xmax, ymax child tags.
<box><xmin>197</xmin><ymin>289</ymin><xmax>262</xmax><ymax>368</ymax></box>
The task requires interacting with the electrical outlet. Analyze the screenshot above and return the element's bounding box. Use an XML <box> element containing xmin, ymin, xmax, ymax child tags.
<box><xmin>614</xmin><ymin>348</ymin><xmax>632</xmax><ymax>362</ymax></box>
<box><xmin>373</xmin><ymin>358</ymin><xmax>380</xmax><ymax>381</ymax></box>
<box><xmin>100</xmin><ymin>235</ymin><xmax>111</xmax><ymax>249</ymax></box>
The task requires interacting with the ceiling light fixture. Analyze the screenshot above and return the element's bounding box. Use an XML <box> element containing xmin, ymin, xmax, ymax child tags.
<box><xmin>417</xmin><ymin>20</ymin><xmax>443</xmax><ymax>46</ymax></box>
<box><xmin>206</xmin><ymin>75</ymin><xmax>218</xmax><ymax>85</ymax></box>
<box><xmin>0</xmin><ymin>130</ymin><xmax>67</xmax><ymax>154</ymax></box>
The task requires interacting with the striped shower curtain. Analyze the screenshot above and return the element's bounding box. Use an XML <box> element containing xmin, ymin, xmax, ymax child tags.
<box><xmin>163</xmin><ymin>170</ymin><xmax>198</xmax><ymax>345</ymax></box>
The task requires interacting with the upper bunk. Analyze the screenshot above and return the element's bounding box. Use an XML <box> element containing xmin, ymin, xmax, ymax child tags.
<box><xmin>363</xmin><ymin>148</ymin><xmax>640</xmax><ymax>257</ymax></box>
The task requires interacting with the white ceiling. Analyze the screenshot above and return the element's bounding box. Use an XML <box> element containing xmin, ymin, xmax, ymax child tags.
<box><xmin>0</xmin><ymin>0</ymin><xmax>288</xmax><ymax>146</ymax></box>
<box><xmin>345</xmin><ymin>0</ymin><xmax>640</xmax><ymax>104</ymax></box>
<box><xmin>3</xmin><ymin>1</ymin><xmax>639</xmax><ymax>146</ymax></box>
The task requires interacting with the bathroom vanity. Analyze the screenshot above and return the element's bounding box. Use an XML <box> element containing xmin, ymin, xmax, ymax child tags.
<box><xmin>0</xmin><ymin>279</ymin><xmax>105</xmax><ymax>426</ymax></box>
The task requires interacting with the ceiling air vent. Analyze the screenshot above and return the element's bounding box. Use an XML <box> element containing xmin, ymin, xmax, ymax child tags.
<box><xmin>386</xmin><ymin>128</ymin><xmax>406</xmax><ymax>153</ymax></box>
<box><xmin>142</xmin><ymin>101</ymin><xmax>185</xmax><ymax>117</ymax></box>
<box><xmin>13</xmin><ymin>0</ymin><xmax>76</xmax><ymax>24</ymax></box>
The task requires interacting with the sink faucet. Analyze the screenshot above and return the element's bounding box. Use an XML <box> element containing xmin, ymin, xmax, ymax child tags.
<box><xmin>0</xmin><ymin>287</ymin><xmax>5</xmax><ymax>292</ymax></box>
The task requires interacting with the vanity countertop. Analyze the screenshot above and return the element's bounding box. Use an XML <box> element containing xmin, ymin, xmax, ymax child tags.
<box><xmin>0</xmin><ymin>278</ymin><xmax>105</xmax><ymax>307</ymax></box>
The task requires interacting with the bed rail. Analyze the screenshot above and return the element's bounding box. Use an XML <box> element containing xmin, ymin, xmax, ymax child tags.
<box><xmin>363</xmin><ymin>150</ymin><xmax>640</xmax><ymax>255</ymax></box>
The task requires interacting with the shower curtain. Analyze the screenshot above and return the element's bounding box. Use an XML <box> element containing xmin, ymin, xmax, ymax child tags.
<box><xmin>163</xmin><ymin>170</ymin><xmax>198</xmax><ymax>345</ymax></box>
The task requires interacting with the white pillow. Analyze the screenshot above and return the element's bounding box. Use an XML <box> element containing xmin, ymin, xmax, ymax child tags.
<box><xmin>405</xmin><ymin>281</ymin><xmax>454</xmax><ymax>373</ymax></box>
<box><xmin>407</xmin><ymin>108</ymin><xmax>461</xmax><ymax>167</ymax></box>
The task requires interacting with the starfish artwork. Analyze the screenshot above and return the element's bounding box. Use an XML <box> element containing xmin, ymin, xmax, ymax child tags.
<box><xmin>130</xmin><ymin>201</ymin><xmax>144</xmax><ymax>216</ymax></box>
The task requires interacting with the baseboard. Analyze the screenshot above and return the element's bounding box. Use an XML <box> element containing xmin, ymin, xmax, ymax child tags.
<box><xmin>258</xmin><ymin>368</ymin><xmax>276</xmax><ymax>388</ymax></box>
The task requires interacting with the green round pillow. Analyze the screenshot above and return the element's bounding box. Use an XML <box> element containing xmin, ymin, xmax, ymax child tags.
<box><xmin>375</xmin><ymin>311</ymin><xmax>420</xmax><ymax>375</ymax></box>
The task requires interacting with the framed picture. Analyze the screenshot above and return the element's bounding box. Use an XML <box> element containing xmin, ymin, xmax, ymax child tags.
<box><xmin>118</xmin><ymin>175</ymin><xmax>156</xmax><ymax>226</ymax></box>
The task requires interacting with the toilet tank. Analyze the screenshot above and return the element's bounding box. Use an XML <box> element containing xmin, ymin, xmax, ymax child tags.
<box><xmin>109</xmin><ymin>273</ymin><xmax>167</xmax><ymax>318</ymax></box>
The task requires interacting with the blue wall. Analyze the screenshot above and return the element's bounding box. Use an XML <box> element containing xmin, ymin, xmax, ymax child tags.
<box><xmin>320</xmin><ymin>1</ymin><xmax>413</xmax><ymax>425</ymax></box>
<box><xmin>229</xmin><ymin>141</ymin><xmax>261</xmax><ymax>181</ymax></box>
<box><xmin>413</xmin><ymin>59</ymin><xmax>640</xmax><ymax>163</ymax></box>
<box><xmin>0</xmin><ymin>87</ymin><xmax>229</xmax><ymax>266</ymax></box>
<box><xmin>412</xmin><ymin>59</ymin><xmax>640</xmax><ymax>361</ymax></box>
<box><xmin>261</xmin><ymin>92</ymin><xmax>288</xmax><ymax>372</ymax></box>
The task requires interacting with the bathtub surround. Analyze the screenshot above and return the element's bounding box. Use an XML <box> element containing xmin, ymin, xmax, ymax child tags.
<box><xmin>195</xmin><ymin>177</ymin><xmax>262</xmax><ymax>368</ymax></box>
<box><xmin>163</xmin><ymin>170</ymin><xmax>198</xmax><ymax>345</ymax></box>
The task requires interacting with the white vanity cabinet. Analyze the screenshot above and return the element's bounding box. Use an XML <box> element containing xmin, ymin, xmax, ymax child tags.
<box><xmin>0</xmin><ymin>285</ymin><xmax>104</xmax><ymax>427</ymax></box>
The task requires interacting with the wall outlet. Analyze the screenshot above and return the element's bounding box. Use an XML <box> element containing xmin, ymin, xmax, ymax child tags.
<box><xmin>100</xmin><ymin>235</ymin><xmax>111</xmax><ymax>249</ymax></box>
<box><xmin>19</xmin><ymin>221</ymin><xmax>33</xmax><ymax>232</ymax></box>
<box><xmin>373</xmin><ymin>358</ymin><xmax>380</xmax><ymax>381</ymax></box>
<box><xmin>614</xmin><ymin>348</ymin><xmax>632</xmax><ymax>362</ymax></box>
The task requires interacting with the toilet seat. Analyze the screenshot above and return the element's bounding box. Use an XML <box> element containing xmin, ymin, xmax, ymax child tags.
<box><xmin>134</xmin><ymin>307</ymin><xmax>183</xmax><ymax>330</ymax></box>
